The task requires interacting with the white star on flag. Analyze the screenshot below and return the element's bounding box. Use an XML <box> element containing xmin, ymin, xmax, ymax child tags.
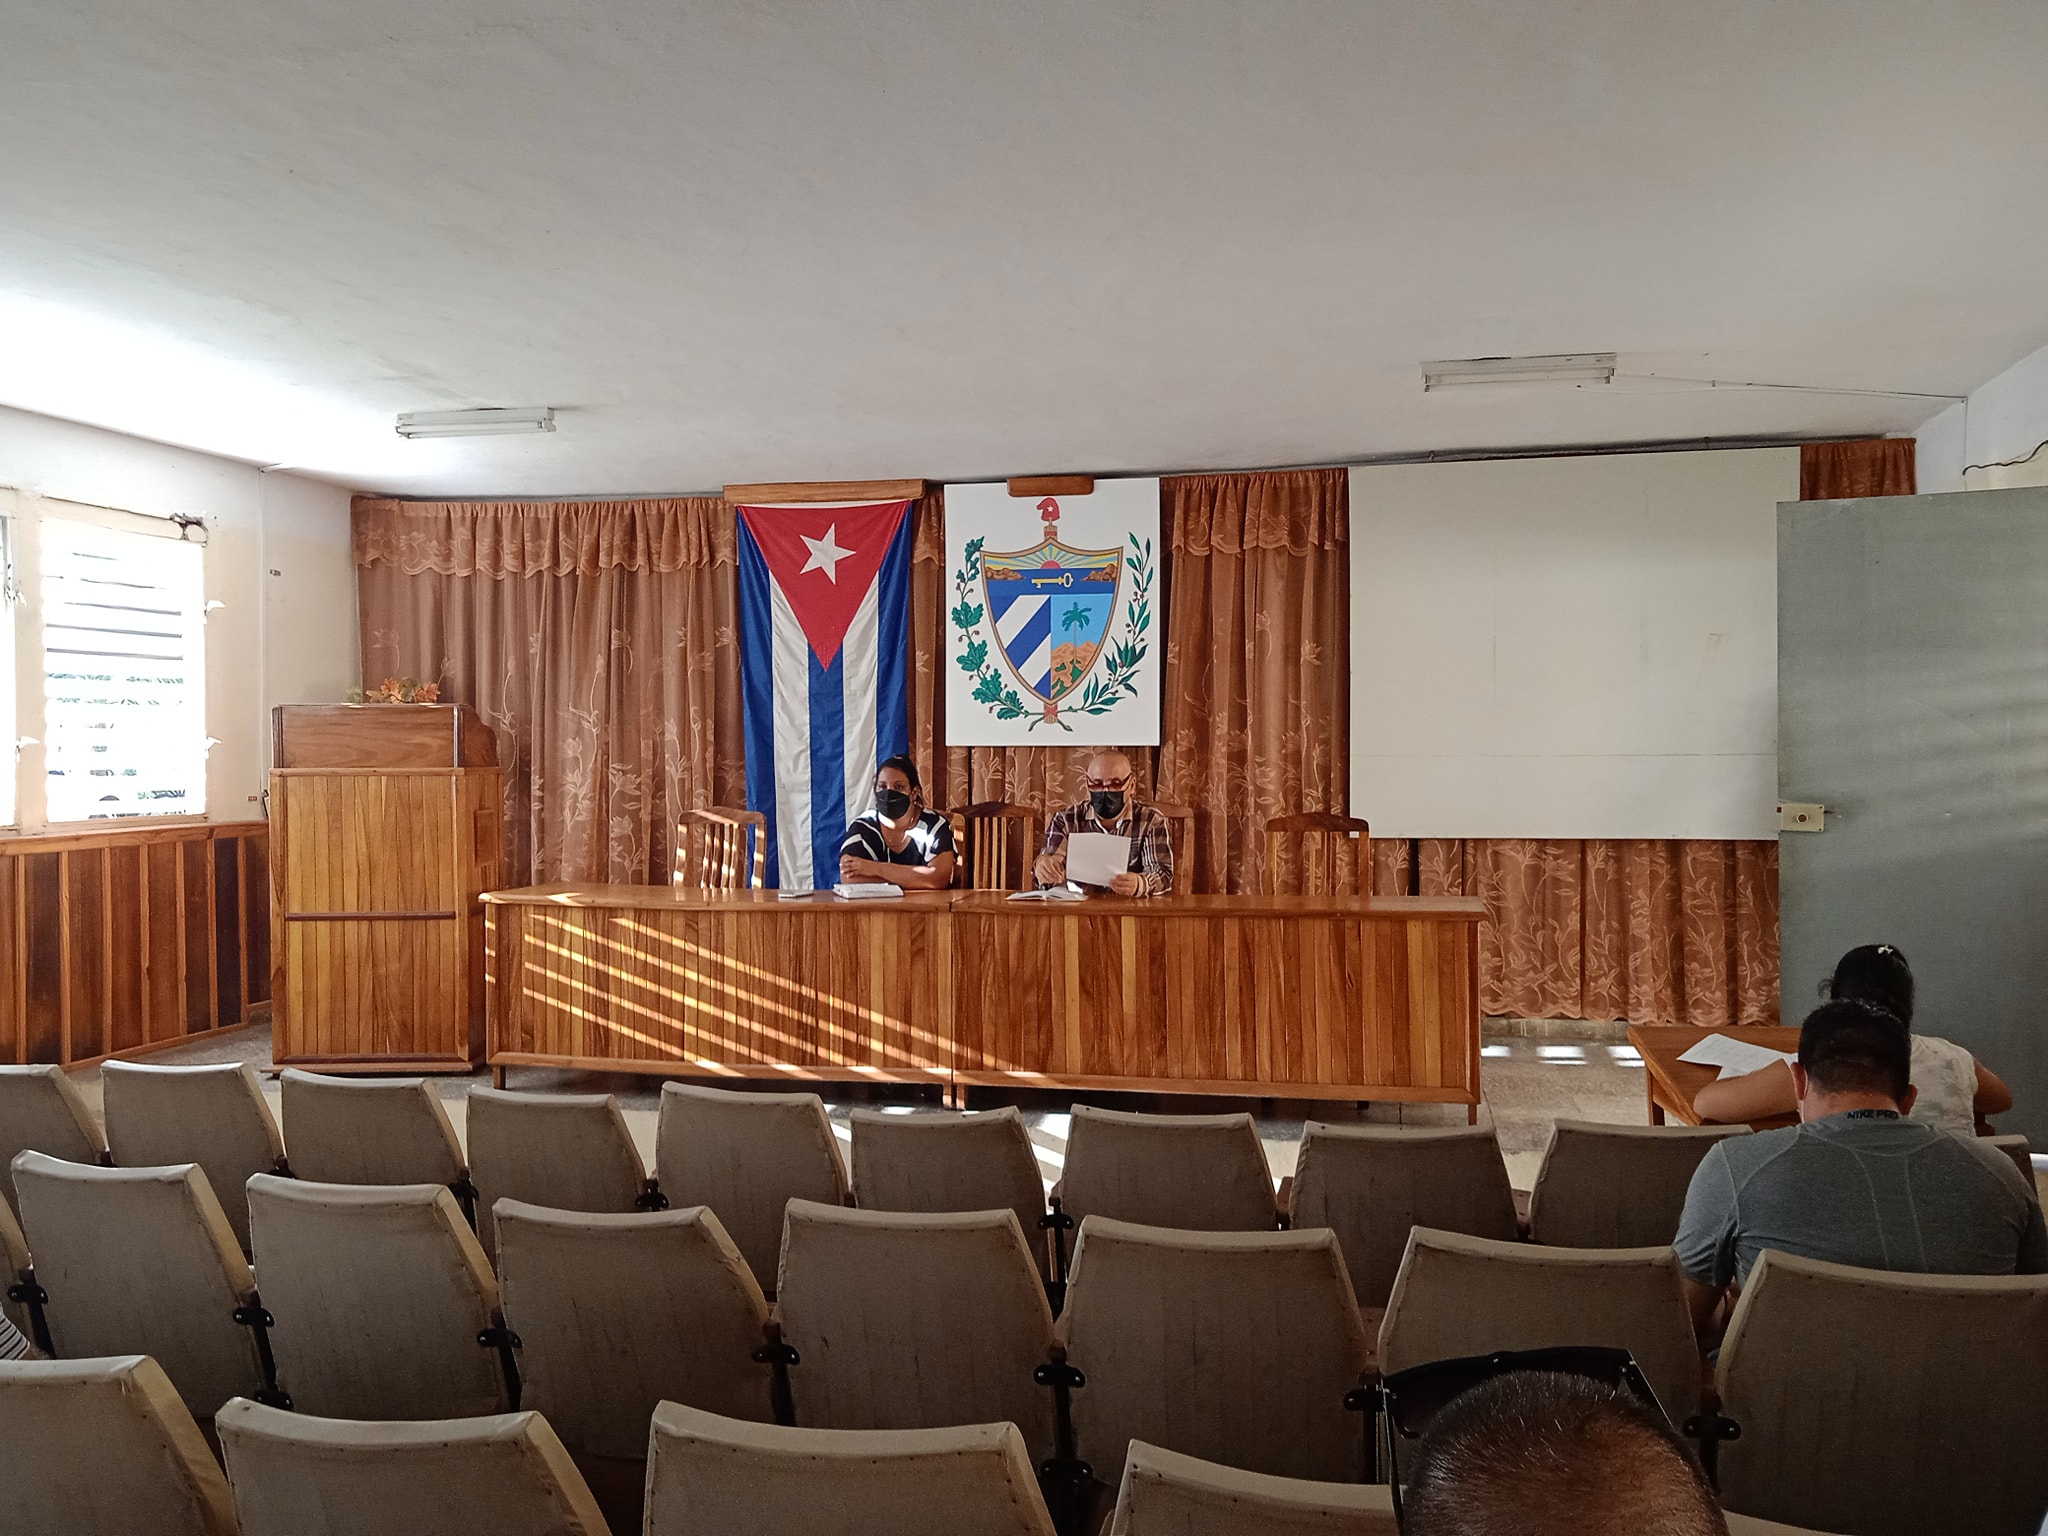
<box><xmin>799</xmin><ymin>524</ymin><xmax>855</xmax><ymax>582</ymax></box>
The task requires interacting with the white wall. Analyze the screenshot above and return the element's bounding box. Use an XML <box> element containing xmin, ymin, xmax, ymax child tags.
<box><xmin>1349</xmin><ymin>447</ymin><xmax>1797</xmax><ymax>840</ymax></box>
<box><xmin>0</xmin><ymin>404</ymin><xmax>358</xmax><ymax>830</ymax></box>
<box><xmin>1916</xmin><ymin>336</ymin><xmax>2048</xmax><ymax>494</ymax></box>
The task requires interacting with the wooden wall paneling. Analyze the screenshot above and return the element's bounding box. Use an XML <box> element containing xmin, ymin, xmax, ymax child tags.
<box><xmin>144</xmin><ymin>839</ymin><xmax>184</xmax><ymax>1043</ymax></box>
<box><xmin>0</xmin><ymin>857</ymin><xmax>22</xmax><ymax>1064</ymax></box>
<box><xmin>213</xmin><ymin>836</ymin><xmax>244</xmax><ymax>1030</ymax></box>
<box><xmin>244</xmin><ymin>832</ymin><xmax>271</xmax><ymax>1009</ymax></box>
<box><xmin>180</xmin><ymin>836</ymin><xmax>214</xmax><ymax>1033</ymax></box>
<box><xmin>23</xmin><ymin>854</ymin><xmax>63</xmax><ymax>1064</ymax></box>
<box><xmin>62</xmin><ymin>850</ymin><xmax>105</xmax><ymax>1062</ymax></box>
<box><xmin>104</xmin><ymin>843</ymin><xmax>145</xmax><ymax>1055</ymax></box>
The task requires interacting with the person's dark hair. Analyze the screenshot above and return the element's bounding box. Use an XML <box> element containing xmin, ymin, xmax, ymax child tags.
<box><xmin>1402</xmin><ymin>1370</ymin><xmax>1726</xmax><ymax>1536</ymax></box>
<box><xmin>1820</xmin><ymin>943</ymin><xmax>1914</xmax><ymax>1025</ymax></box>
<box><xmin>1798</xmin><ymin>998</ymin><xmax>1912</xmax><ymax>1103</ymax></box>
<box><xmin>875</xmin><ymin>753</ymin><xmax>920</xmax><ymax>792</ymax></box>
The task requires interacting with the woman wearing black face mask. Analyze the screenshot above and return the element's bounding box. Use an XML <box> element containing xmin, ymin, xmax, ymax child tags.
<box><xmin>837</xmin><ymin>754</ymin><xmax>957</xmax><ymax>890</ymax></box>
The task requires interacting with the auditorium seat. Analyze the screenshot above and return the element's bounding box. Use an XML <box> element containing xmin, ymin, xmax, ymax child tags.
<box><xmin>1983</xmin><ymin>1131</ymin><xmax>2033</xmax><ymax>1183</ymax></box>
<box><xmin>644</xmin><ymin>1401</ymin><xmax>1058</xmax><ymax>1536</ymax></box>
<box><xmin>1061</xmin><ymin>1217</ymin><xmax>1371</xmax><ymax>1487</ymax></box>
<box><xmin>777</xmin><ymin>1201</ymin><xmax>1054</xmax><ymax>1455</ymax></box>
<box><xmin>100</xmin><ymin>1061</ymin><xmax>288</xmax><ymax>1253</ymax></box>
<box><xmin>494</xmin><ymin>1199</ymin><xmax>773</xmax><ymax>1531</ymax></box>
<box><xmin>847</xmin><ymin>1105</ymin><xmax>1051</xmax><ymax>1278</ymax></box>
<box><xmin>217</xmin><ymin>1396</ymin><xmax>612</xmax><ymax>1536</ymax></box>
<box><xmin>1108</xmin><ymin>1438</ymin><xmax>1397</xmax><ymax>1535</ymax></box>
<box><xmin>0</xmin><ymin>1064</ymin><xmax>108</xmax><ymax>1218</ymax></box>
<box><xmin>1057</xmin><ymin>1105</ymin><xmax>1279</xmax><ymax>1232</ymax></box>
<box><xmin>467</xmin><ymin>1087</ymin><xmax>652</xmax><ymax>1259</ymax></box>
<box><xmin>1714</xmin><ymin>1249</ymin><xmax>2048</xmax><ymax>1536</ymax></box>
<box><xmin>13</xmin><ymin>1151</ymin><xmax>266</xmax><ymax>1420</ymax></box>
<box><xmin>248</xmin><ymin>1174</ymin><xmax>512</xmax><ymax>1419</ymax></box>
<box><xmin>655</xmin><ymin>1082</ymin><xmax>850</xmax><ymax>1291</ymax></box>
<box><xmin>0</xmin><ymin>1354</ymin><xmax>239</xmax><ymax>1536</ymax></box>
<box><xmin>1526</xmin><ymin>1121</ymin><xmax>1748</xmax><ymax>1249</ymax></box>
<box><xmin>1377</xmin><ymin>1227</ymin><xmax>1702</xmax><ymax>1423</ymax></box>
<box><xmin>1287</xmin><ymin>1122</ymin><xmax>1519</xmax><ymax>1309</ymax></box>
<box><xmin>278</xmin><ymin>1070</ymin><xmax>473</xmax><ymax>1217</ymax></box>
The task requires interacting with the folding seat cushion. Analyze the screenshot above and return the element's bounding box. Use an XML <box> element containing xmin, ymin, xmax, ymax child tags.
<box><xmin>777</xmin><ymin>1201</ymin><xmax>1055</xmax><ymax>1454</ymax></box>
<box><xmin>494</xmin><ymin>1199</ymin><xmax>774</xmax><ymax>1458</ymax></box>
<box><xmin>467</xmin><ymin>1087</ymin><xmax>648</xmax><ymax>1258</ymax></box>
<box><xmin>0</xmin><ymin>1064</ymin><xmax>107</xmax><ymax>1219</ymax></box>
<box><xmin>248</xmin><ymin>1173</ymin><xmax>509</xmax><ymax>1419</ymax></box>
<box><xmin>1287</xmin><ymin>1122</ymin><xmax>1518</xmax><ymax>1309</ymax></box>
<box><xmin>1526</xmin><ymin>1121</ymin><xmax>1748</xmax><ymax>1249</ymax></box>
<box><xmin>1715</xmin><ymin>1249</ymin><xmax>2048</xmax><ymax>1536</ymax></box>
<box><xmin>1108</xmin><ymin>1439</ymin><xmax>1397</xmax><ymax>1535</ymax></box>
<box><xmin>101</xmin><ymin>1060</ymin><xmax>287</xmax><ymax>1253</ymax></box>
<box><xmin>279</xmin><ymin>1069</ymin><xmax>467</xmax><ymax>1189</ymax></box>
<box><xmin>655</xmin><ymin>1082</ymin><xmax>849</xmax><ymax>1288</ymax></box>
<box><xmin>218</xmin><ymin>1396</ymin><xmax>612</xmax><ymax>1536</ymax></box>
<box><xmin>848</xmin><ymin>1106</ymin><xmax>1051</xmax><ymax>1276</ymax></box>
<box><xmin>13</xmin><ymin>1151</ymin><xmax>264</xmax><ymax>1418</ymax></box>
<box><xmin>1378</xmin><ymin>1227</ymin><xmax>1703</xmax><ymax>1424</ymax></box>
<box><xmin>0</xmin><ymin>1354</ymin><xmax>238</xmax><ymax>1536</ymax></box>
<box><xmin>1061</xmin><ymin>1218</ymin><xmax>1371</xmax><ymax>1486</ymax></box>
<box><xmin>645</xmin><ymin>1401</ymin><xmax>1058</xmax><ymax>1536</ymax></box>
<box><xmin>1058</xmin><ymin>1105</ymin><xmax>1277</xmax><ymax>1233</ymax></box>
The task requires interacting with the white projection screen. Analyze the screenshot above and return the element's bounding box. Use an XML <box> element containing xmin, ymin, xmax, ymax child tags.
<box><xmin>1348</xmin><ymin>446</ymin><xmax>1798</xmax><ymax>840</ymax></box>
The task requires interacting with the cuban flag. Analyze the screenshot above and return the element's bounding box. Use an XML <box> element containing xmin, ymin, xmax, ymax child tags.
<box><xmin>736</xmin><ymin>501</ymin><xmax>914</xmax><ymax>889</ymax></box>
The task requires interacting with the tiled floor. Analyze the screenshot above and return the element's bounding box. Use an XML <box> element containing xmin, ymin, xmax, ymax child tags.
<box><xmin>69</xmin><ymin>1023</ymin><xmax>1655</xmax><ymax>1193</ymax></box>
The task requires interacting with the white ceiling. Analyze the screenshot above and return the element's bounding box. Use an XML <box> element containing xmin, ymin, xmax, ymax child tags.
<box><xmin>3</xmin><ymin>1</ymin><xmax>2046</xmax><ymax>497</ymax></box>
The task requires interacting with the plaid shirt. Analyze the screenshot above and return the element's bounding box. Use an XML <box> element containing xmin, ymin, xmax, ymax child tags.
<box><xmin>1038</xmin><ymin>799</ymin><xmax>1176</xmax><ymax>896</ymax></box>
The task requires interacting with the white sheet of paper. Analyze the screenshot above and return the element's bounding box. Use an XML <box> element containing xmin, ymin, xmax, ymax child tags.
<box><xmin>1677</xmin><ymin>1033</ymin><xmax>1799</xmax><ymax>1080</ymax></box>
<box><xmin>1066</xmin><ymin>832</ymin><xmax>1133</xmax><ymax>888</ymax></box>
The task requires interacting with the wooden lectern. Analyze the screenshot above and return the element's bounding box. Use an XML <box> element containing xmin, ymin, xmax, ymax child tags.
<box><xmin>269</xmin><ymin>705</ymin><xmax>503</xmax><ymax>1069</ymax></box>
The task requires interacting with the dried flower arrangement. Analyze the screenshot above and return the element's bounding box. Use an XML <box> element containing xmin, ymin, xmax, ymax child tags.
<box><xmin>348</xmin><ymin>677</ymin><xmax>443</xmax><ymax>704</ymax></box>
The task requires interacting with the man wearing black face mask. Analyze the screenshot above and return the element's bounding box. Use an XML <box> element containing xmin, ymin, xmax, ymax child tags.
<box><xmin>838</xmin><ymin>754</ymin><xmax>958</xmax><ymax>889</ymax></box>
<box><xmin>1032</xmin><ymin>749</ymin><xmax>1175</xmax><ymax>897</ymax></box>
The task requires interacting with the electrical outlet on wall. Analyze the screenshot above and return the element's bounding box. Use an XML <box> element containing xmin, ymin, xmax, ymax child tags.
<box><xmin>1778</xmin><ymin>802</ymin><xmax>1826</xmax><ymax>832</ymax></box>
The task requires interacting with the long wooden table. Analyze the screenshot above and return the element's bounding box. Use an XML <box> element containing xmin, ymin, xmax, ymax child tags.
<box><xmin>483</xmin><ymin>886</ymin><xmax>1488</xmax><ymax>1108</ymax></box>
<box><xmin>1629</xmin><ymin>1024</ymin><xmax>1800</xmax><ymax>1129</ymax></box>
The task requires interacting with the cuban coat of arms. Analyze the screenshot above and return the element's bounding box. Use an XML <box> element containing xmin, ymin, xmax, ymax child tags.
<box><xmin>944</xmin><ymin>479</ymin><xmax>1162</xmax><ymax>744</ymax></box>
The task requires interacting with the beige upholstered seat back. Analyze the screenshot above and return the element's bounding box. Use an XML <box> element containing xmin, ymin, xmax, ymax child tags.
<box><xmin>279</xmin><ymin>1069</ymin><xmax>466</xmax><ymax>1187</ymax></box>
<box><xmin>1288</xmin><ymin>1122</ymin><xmax>1518</xmax><ymax>1308</ymax></box>
<box><xmin>849</xmin><ymin>1106</ymin><xmax>1050</xmax><ymax>1277</ymax></box>
<box><xmin>1109</xmin><ymin>1439</ymin><xmax>1397</xmax><ymax>1536</ymax></box>
<box><xmin>0</xmin><ymin>1354</ymin><xmax>238</xmax><ymax>1536</ymax></box>
<box><xmin>778</xmin><ymin>1201</ymin><xmax>1054</xmax><ymax>1454</ymax></box>
<box><xmin>218</xmin><ymin>1396</ymin><xmax>612</xmax><ymax>1536</ymax></box>
<box><xmin>655</xmin><ymin>1082</ymin><xmax>848</xmax><ymax>1289</ymax></box>
<box><xmin>1378</xmin><ymin>1227</ymin><xmax>1702</xmax><ymax>1421</ymax></box>
<box><xmin>495</xmin><ymin>1199</ymin><xmax>773</xmax><ymax>1458</ymax></box>
<box><xmin>13</xmin><ymin>1151</ymin><xmax>261</xmax><ymax>1418</ymax></box>
<box><xmin>248</xmin><ymin>1173</ymin><xmax>507</xmax><ymax>1419</ymax></box>
<box><xmin>0</xmin><ymin>1064</ymin><xmax>106</xmax><ymax>1219</ymax></box>
<box><xmin>1062</xmin><ymin>1217</ymin><xmax>1371</xmax><ymax>1485</ymax></box>
<box><xmin>646</xmin><ymin>1402</ymin><xmax>1058</xmax><ymax>1536</ymax></box>
<box><xmin>1983</xmin><ymin>1132</ymin><xmax>2032</xmax><ymax>1182</ymax></box>
<box><xmin>1716</xmin><ymin>1249</ymin><xmax>2048</xmax><ymax>1536</ymax></box>
<box><xmin>1527</xmin><ymin>1121</ymin><xmax>1748</xmax><ymax>1249</ymax></box>
<box><xmin>1060</xmin><ymin>1106</ymin><xmax>1276</xmax><ymax>1232</ymax></box>
<box><xmin>467</xmin><ymin>1087</ymin><xmax>646</xmax><ymax>1258</ymax></box>
<box><xmin>0</xmin><ymin>1192</ymin><xmax>31</xmax><ymax>1338</ymax></box>
<box><xmin>101</xmin><ymin>1061</ymin><xmax>285</xmax><ymax>1254</ymax></box>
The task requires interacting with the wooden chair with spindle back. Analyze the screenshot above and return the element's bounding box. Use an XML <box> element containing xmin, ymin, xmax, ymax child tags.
<box><xmin>1149</xmin><ymin>801</ymin><xmax>1196</xmax><ymax>891</ymax></box>
<box><xmin>1263</xmin><ymin>813</ymin><xmax>1372</xmax><ymax>896</ymax></box>
<box><xmin>947</xmin><ymin>803</ymin><xmax>1042</xmax><ymax>890</ymax></box>
<box><xmin>675</xmin><ymin>808</ymin><xmax>768</xmax><ymax>891</ymax></box>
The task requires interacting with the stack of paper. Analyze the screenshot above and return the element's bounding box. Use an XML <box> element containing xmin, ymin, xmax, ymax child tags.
<box><xmin>1677</xmin><ymin>1034</ymin><xmax>1799</xmax><ymax>1081</ymax></box>
<box><xmin>831</xmin><ymin>882</ymin><xmax>905</xmax><ymax>900</ymax></box>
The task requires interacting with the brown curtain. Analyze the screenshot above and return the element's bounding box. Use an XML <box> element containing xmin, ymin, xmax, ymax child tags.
<box><xmin>1405</xmin><ymin>837</ymin><xmax>1779</xmax><ymax>1026</ymax></box>
<box><xmin>907</xmin><ymin>471</ymin><xmax>1345</xmax><ymax>892</ymax></box>
<box><xmin>353</xmin><ymin>497</ymin><xmax>743</xmax><ymax>886</ymax></box>
<box><xmin>1801</xmin><ymin>439</ymin><xmax>1916</xmax><ymax>500</ymax></box>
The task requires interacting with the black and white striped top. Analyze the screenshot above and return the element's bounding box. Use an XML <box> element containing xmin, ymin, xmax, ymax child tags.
<box><xmin>0</xmin><ymin>1312</ymin><xmax>29</xmax><ymax>1361</ymax></box>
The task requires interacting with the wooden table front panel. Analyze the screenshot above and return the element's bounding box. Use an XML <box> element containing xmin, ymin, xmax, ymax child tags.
<box><xmin>488</xmin><ymin>891</ymin><xmax>954</xmax><ymax>1080</ymax></box>
<box><xmin>950</xmin><ymin>895</ymin><xmax>1481</xmax><ymax>1100</ymax></box>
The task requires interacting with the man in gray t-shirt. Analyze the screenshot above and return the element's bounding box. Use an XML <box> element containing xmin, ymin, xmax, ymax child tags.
<box><xmin>1675</xmin><ymin>1000</ymin><xmax>2047</xmax><ymax>1339</ymax></box>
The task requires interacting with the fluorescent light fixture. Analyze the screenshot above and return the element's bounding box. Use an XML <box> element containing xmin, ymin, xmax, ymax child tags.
<box><xmin>395</xmin><ymin>406</ymin><xmax>556</xmax><ymax>438</ymax></box>
<box><xmin>1421</xmin><ymin>353</ymin><xmax>1617</xmax><ymax>390</ymax></box>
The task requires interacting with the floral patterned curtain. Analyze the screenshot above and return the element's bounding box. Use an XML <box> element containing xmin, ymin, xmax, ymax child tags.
<box><xmin>353</xmin><ymin>497</ymin><xmax>743</xmax><ymax>885</ymax></box>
